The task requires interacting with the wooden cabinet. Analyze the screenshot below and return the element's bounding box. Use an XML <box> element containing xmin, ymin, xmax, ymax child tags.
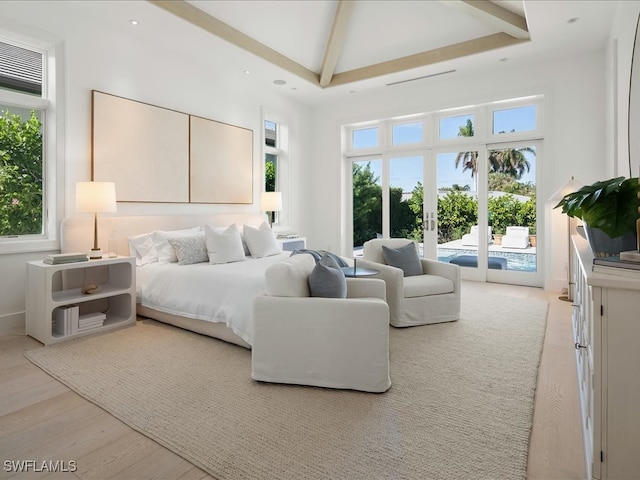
<box><xmin>571</xmin><ymin>235</ymin><xmax>640</xmax><ymax>479</ymax></box>
<box><xmin>26</xmin><ymin>256</ymin><xmax>136</xmax><ymax>345</ymax></box>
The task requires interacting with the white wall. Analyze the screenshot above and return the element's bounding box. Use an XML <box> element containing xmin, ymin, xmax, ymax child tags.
<box><xmin>305</xmin><ymin>50</ymin><xmax>609</xmax><ymax>292</ymax></box>
<box><xmin>0</xmin><ymin>2</ymin><xmax>313</xmax><ymax>331</ymax></box>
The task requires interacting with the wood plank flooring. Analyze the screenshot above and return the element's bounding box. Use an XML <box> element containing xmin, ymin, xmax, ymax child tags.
<box><xmin>0</xmin><ymin>281</ymin><xmax>585</xmax><ymax>480</ymax></box>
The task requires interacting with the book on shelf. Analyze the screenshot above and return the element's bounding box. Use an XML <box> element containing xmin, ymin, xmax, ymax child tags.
<box><xmin>44</xmin><ymin>252</ymin><xmax>88</xmax><ymax>265</ymax></box>
<box><xmin>53</xmin><ymin>305</ymin><xmax>79</xmax><ymax>336</ymax></box>
<box><xmin>620</xmin><ymin>250</ymin><xmax>640</xmax><ymax>262</ymax></box>
<box><xmin>593</xmin><ymin>256</ymin><xmax>640</xmax><ymax>271</ymax></box>
<box><xmin>78</xmin><ymin>312</ymin><xmax>106</xmax><ymax>329</ymax></box>
<box><xmin>593</xmin><ymin>264</ymin><xmax>640</xmax><ymax>278</ymax></box>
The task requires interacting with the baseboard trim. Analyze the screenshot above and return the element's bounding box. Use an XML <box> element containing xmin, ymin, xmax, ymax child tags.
<box><xmin>0</xmin><ymin>311</ymin><xmax>26</xmax><ymax>335</ymax></box>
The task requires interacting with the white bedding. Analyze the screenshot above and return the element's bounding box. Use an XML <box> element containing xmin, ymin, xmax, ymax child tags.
<box><xmin>136</xmin><ymin>252</ymin><xmax>291</xmax><ymax>345</ymax></box>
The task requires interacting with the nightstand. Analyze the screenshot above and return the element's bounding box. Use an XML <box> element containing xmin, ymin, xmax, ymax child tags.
<box><xmin>25</xmin><ymin>256</ymin><xmax>136</xmax><ymax>345</ymax></box>
<box><xmin>277</xmin><ymin>237</ymin><xmax>306</xmax><ymax>252</ymax></box>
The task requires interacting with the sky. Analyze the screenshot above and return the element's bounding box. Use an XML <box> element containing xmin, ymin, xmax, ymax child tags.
<box><xmin>353</xmin><ymin>105</ymin><xmax>537</xmax><ymax>192</ymax></box>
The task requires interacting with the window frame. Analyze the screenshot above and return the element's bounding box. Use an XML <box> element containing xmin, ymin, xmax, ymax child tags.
<box><xmin>0</xmin><ymin>29</ymin><xmax>63</xmax><ymax>254</ymax></box>
<box><xmin>261</xmin><ymin>109</ymin><xmax>290</xmax><ymax>228</ymax></box>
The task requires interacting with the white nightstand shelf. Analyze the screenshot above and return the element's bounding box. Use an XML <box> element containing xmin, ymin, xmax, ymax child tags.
<box><xmin>26</xmin><ymin>256</ymin><xmax>136</xmax><ymax>345</ymax></box>
<box><xmin>277</xmin><ymin>237</ymin><xmax>306</xmax><ymax>252</ymax></box>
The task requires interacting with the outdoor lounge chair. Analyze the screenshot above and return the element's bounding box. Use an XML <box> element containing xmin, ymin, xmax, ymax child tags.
<box><xmin>461</xmin><ymin>225</ymin><xmax>492</xmax><ymax>246</ymax></box>
<box><xmin>501</xmin><ymin>226</ymin><xmax>530</xmax><ymax>249</ymax></box>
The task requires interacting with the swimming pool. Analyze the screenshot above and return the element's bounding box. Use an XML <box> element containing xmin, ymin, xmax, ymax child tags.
<box><xmin>438</xmin><ymin>248</ymin><xmax>537</xmax><ymax>272</ymax></box>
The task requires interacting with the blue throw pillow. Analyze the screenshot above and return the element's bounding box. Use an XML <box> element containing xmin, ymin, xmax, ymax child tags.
<box><xmin>308</xmin><ymin>253</ymin><xmax>347</xmax><ymax>298</ymax></box>
<box><xmin>382</xmin><ymin>242</ymin><xmax>423</xmax><ymax>277</ymax></box>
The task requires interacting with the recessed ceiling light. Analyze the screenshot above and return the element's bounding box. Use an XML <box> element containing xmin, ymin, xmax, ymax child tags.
<box><xmin>130</xmin><ymin>20</ymin><xmax>139</xmax><ymax>26</ymax></box>
<box><xmin>244</xmin><ymin>70</ymin><xmax>251</xmax><ymax>75</ymax></box>
<box><xmin>499</xmin><ymin>58</ymin><xmax>508</xmax><ymax>62</ymax></box>
<box><xmin>568</xmin><ymin>17</ymin><xmax>579</xmax><ymax>24</ymax></box>
<box><xmin>273</xmin><ymin>79</ymin><xmax>287</xmax><ymax>85</ymax></box>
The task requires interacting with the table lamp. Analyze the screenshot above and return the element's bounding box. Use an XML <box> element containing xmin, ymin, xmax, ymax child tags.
<box><xmin>260</xmin><ymin>191</ymin><xmax>282</xmax><ymax>228</ymax></box>
<box><xmin>76</xmin><ymin>181</ymin><xmax>117</xmax><ymax>259</ymax></box>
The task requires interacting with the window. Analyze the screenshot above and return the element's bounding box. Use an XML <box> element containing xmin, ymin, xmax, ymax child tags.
<box><xmin>0</xmin><ymin>31</ymin><xmax>60</xmax><ymax>253</ymax></box>
<box><xmin>493</xmin><ymin>105</ymin><xmax>536</xmax><ymax>134</ymax></box>
<box><xmin>262</xmin><ymin>113</ymin><xmax>289</xmax><ymax>227</ymax></box>
<box><xmin>439</xmin><ymin>114</ymin><xmax>474</xmax><ymax>140</ymax></box>
<box><xmin>352</xmin><ymin>127</ymin><xmax>378</xmax><ymax>149</ymax></box>
<box><xmin>392</xmin><ymin>121</ymin><xmax>423</xmax><ymax>145</ymax></box>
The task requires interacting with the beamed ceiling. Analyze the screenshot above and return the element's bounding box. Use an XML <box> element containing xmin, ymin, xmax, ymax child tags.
<box><xmin>150</xmin><ymin>0</ymin><xmax>531</xmax><ymax>89</ymax></box>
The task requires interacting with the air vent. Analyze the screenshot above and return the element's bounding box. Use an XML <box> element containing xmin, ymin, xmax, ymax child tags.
<box><xmin>386</xmin><ymin>69</ymin><xmax>456</xmax><ymax>87</ymax></box>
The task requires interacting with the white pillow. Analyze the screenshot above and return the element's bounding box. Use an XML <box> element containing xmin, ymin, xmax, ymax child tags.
<box><xmin>264</xmin><ymin>254</ymin><xmax>316</xmax><ymax>297</ymax></box>
<box><xmin>152</xmin><ymin>227</ymin><xmax>202</xmax><ymax>264</ymax></box>
<box><xmin>128</xmin><ymin>233</ymin><xmax>158</xmax><ymax>266</ymax></box>
<box><xmin>243</xmin><ymin>223</ymin><xmax>282</xmax><ymax>258</ymax></box>
<box><xmin>205</xmin><ymin>224</ymin><xmax>246</xmax><ymax>264</ymax></box>
<box><xmin>168</xmin><ymin>235</ymin><xmax>208</xmax><ymax>265</ymax></box>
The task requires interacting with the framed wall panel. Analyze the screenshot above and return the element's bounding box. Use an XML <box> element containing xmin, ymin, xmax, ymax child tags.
<box><xmin>92</xmin><ymin>91</ymin><xmax>188</xmax><ymax>202</ymax></box>
<box><xmin>190</xmin><ymin>116</ymin><xmax>253</xmax><ymax>204</ymax></box>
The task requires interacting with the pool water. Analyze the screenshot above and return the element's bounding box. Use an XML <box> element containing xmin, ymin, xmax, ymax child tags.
<box><xmin>438</xmin><ymin>248</ymin><xmax>537</xmax><ymax>272</ymax></box>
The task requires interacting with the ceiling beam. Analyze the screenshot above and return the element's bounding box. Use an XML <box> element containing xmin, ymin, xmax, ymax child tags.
<box><xmin>440</xmin><ymin>0</ymin><xmax>530</xmax><ymax>40</ymax></box>
<box><xmin>148</xmin><ymin>0</ymin><xmax>320</xmax><ymax>86</ymax></box>
<box><xmin>319</xmin><ymin>0</ymin><xmax>356</xmax><ymax>88</ymax></box>
<box><xmin>329</xmin><ymin>32</ymin><xmax>528</xmax><ymax>87</ymax></box>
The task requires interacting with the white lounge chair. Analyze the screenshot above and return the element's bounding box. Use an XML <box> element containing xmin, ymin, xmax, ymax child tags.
<box><xmin>501</xmin><ymin>226</ymin><xmax>530</xmax><ymax>249</ymax></box>
<box><xmin>461</xmin><ymin>225</ymin><xmax>492</xmax><ymax>246</ymax></box>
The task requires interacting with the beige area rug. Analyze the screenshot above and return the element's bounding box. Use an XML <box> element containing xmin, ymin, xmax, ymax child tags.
<box><xmin>25</xmin><ymin>290</ymin><xmax>548</xmax><ymax>480</ymax></box>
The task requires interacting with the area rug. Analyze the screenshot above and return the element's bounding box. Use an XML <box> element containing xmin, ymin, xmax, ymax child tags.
<box><xmin>25</xmin><ymin>290</ymin><xmax>548</xmax><ymax>480</ymax></box>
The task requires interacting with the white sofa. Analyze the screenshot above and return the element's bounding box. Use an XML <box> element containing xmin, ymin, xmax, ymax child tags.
<box><xmin>251</xmin><ymin>254</ymin><xmax>391</xmax><ymax>393</ymax></box>
<box><xmin>501</xmin><ymin>226</ymin><xmax>530</xmax><ymax>249</ymax></box>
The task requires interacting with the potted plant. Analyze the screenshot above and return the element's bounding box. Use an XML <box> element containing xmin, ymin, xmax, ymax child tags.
<box><xmin>554</xmin><ymin>176</ymin><xmax>639</xmax><ymax>257</ymax></box>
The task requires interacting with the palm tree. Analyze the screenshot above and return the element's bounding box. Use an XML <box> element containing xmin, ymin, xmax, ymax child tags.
<box><xmin>454</xmin><ymin>119</ymin><xmax>478</xmax><ymax>190</ymax></box>
<box><xmin>488</xmin><ymin>146</ymin><xmax>534</xmax><ymax>179</ymax></box>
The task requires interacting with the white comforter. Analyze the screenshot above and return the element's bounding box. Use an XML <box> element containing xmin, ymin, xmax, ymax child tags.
<box><xmin>136</xmin><ymin>252</ymin><xmax>291</xmax><ymax>345</ymax></box>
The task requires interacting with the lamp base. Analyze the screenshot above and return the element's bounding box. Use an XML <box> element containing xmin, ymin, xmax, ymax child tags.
<box><xmin>88</xmin><ymin>248</ymin><xmax>103</xmax><ymax>259</ymax></box>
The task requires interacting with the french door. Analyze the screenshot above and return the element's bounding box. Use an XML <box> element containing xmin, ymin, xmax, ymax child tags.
<box><xmin>351</xmin><ymin>140</ymin><xmax>542</xmax><ymax>287</ymax></box>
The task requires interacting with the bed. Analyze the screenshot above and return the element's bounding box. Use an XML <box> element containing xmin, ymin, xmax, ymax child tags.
<box><xmin>60</xmin><ymin>213</ymin><xmax>290</xmax><ymax>348</ymax></box>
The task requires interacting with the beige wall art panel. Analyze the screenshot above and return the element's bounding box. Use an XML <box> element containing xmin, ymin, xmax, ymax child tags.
<box><xmin>190</xmin><ymin>116</ymin><xmax>253</xmax><ymax>204</ymax></box>
<box><xmin>92</xmin><ymin>91</ymin><xmax>190</xmax><ymax>202</ymax></box>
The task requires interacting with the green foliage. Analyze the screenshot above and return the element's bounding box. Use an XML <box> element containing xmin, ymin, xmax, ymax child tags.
<box><xmin>352</xmin><ymin>162</ymin><xmax>382</xmax><ymax>247</ymax></box>
<box><xmin>437</xmin><ymin>190</ymin><xmax>477</xmax><ymax>243</ymax></box>
<box><xmin>488</xmin><ymin>172</ymin><xmax>536</xmax><ymax>196</ymax></box>
<box><xmin>554</xmin><ymin>176</ymin><xmax>640</xmax><ymax>238</ymax></box>
<box><xmin>488</xmin><ymin>193</ymin><xmax>535</xmax><ymax>235</ymax></box>
<box><xmin>265</xmin><ymin>160</ymin><xmax>276</xmax><ymax>191</ymax></box>
<box><xmin>0</xmin><ymin>110</ymin><xmax>43</xmax><ymax>236</ymax></box>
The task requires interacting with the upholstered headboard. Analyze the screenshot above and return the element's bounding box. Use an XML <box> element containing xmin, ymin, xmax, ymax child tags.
<box><xmin>60</xmin><ymin>213</ymin><xmax>269</xmax><ymax>255</ymax></box>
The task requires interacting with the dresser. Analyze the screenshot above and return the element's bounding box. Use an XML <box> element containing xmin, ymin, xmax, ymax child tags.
<box><xmin>571</xmin><ymin>235</ymin><xmax>640</xmax><ymax>479</ymax></box>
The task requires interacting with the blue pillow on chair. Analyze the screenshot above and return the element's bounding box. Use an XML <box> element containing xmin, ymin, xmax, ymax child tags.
<box><xmin>308</xmin><ymin>253</ymin><xmax>347</xmax><ymax>298</ymax></box>
<box><xmin>381</xmin><ymin>242</ymin><xmax>423</xmax><ymax>277</ymax></box>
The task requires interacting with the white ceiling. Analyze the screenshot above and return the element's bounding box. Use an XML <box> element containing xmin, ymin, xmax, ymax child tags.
<box><xmin>146</xmin><ymin>0</ymin><xmax>617</xmax><ymax>105</ymax></box>
<box><xmin>4</xmin><ymin>1</ymin><xmax>618</xmax><ymax>106</ymax></box>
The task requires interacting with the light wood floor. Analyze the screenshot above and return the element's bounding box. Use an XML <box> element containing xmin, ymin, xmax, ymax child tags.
<box><xmin>0</xmin><ymin>281</ymin><xmax>585</xmax><ymax>480</ymax></box>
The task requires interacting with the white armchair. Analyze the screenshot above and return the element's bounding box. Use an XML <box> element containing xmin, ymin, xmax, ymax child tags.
<box><xmin>358</xmin><ymin>239</ymin><xmax>461</xmax><ymax>327</ymax></box>
<box><xmin>251</xmin><ymin>254</ymin><xmax>391</xmax><ymax>393</ymax></box>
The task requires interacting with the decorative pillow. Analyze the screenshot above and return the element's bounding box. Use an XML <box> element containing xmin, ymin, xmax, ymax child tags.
<box><xmin>152</xmin><ymin>227</ymin><xmax>202</xmax><ymax>264</ymax></box>
<box><xmin>309</xmin><ymin>253</ymin><xmax>347</xmax><ymax>298</ymax></box>
<box><xmin>264</xmin><ymin>254</ymin><xmax>316</xmax><ymax>297</ymax></box>
<box><xmin>243</xmin><ymin>223</ymin><xmax>282</xmax><ymax>258</ymax></box>
<box><xmin>128</xmin><ymin>233</ymin><xmax>158</xmax><ymax>266</ymax></box>
<box><xmin>382</xmin><ymin>242</ymin><xmax>423</xmax><ymax>277</ymax></box>
<box><xmin>168</xmin><ymin>235</ymin><xmax>208</xmax><ymax>265</ymax></box>
<box><xmin>205</xmin><ymin>224</ymin><xmax>246</xmax><ymax>264</ymax></box>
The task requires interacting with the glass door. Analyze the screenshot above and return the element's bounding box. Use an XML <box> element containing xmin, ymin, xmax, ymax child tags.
<box><xmin>485</xmin><ymin>140</ymin><xmax>542</xmax><ymax>286</ymax></box>
<box><xmin>352</xmin><ymin>158</ymin><xmax>382</xmax><ymax>256</ymax></box>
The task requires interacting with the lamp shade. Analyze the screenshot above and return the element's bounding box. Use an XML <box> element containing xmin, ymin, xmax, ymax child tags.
<box><xmin>260</xmin><ymin>191</ymin><xmax>282</xmax><ymax>212</ymax></box>
<box><xmin>548</xmin><ymin>176</ymin><xmax>582</xmax><ymax>203</ymax></box>
<box><xmin>76</xmin><ymin>182</ymin><xmax>117</xmax><ymax>213</ymax></box>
